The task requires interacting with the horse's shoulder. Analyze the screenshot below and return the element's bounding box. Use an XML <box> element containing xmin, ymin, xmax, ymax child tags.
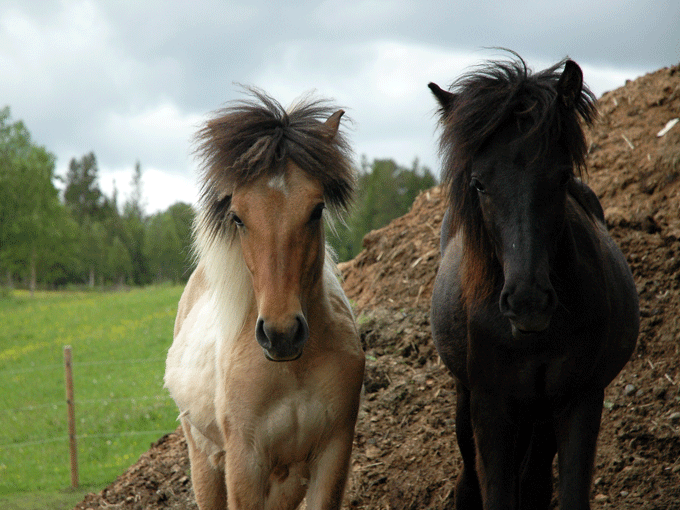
<box><xmin>431</xmin><ymin>229</ymin><xmax>468</xmax><ymax>381</ymax></box>
<box><xmin>165</xmin><ymin>268</ymin><xmax>221</xmax><ymax>442</ymax></box>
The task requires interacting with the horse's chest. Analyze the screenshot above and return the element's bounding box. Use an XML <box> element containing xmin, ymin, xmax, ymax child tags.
<box><xmin>473</xmin><ymin>343</ymin><xmax>593</xmax><ymax>402</ymax></box>
<box><xmin>506</xmin><ymin>357</ymin><xmax>567</xmax><ymax>399</ymax></box>
<box><xmin>222</xmin><ymin>369</ymin><xmax>338</xmax><ymax>463</ymax></box>
<box><xmin>257</xmin><ymin>393</ymin><xmax>330</xmax><ymax>459</ymax></box>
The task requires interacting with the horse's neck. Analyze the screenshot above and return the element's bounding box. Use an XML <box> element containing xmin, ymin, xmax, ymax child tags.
<box><xmin>298</xmin><ymin>248</ymin><xmax>337</xmax><ymax>319</ymax></box>
<box><xmin>559</xmin><ymin>198</ymin><xmax>601</xmax><ymax>266</ymax></box>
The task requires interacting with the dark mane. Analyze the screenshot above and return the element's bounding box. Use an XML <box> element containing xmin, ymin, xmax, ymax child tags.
<box><xmin>434</xmin><ymin>55</ymin><xmax>598</xmax><ymax>303</ymax></box>
<box><xmin>195</xmin><ymin>87</ymin><xmax>355</xmax><ymax>235</ymax></box>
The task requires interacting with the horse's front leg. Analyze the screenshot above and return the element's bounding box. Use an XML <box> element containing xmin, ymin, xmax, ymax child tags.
<box><xmin>305</xmin><ymin>428</ymin><xmax>355</xmax><ymax>510</ymax></box>
<box><xmin>182</xmin><ymin>419</ymin><xmax>227</xmax><ymax>510</ymax></box>
<box><xmin>518</xmin><ymin>423</ymin><xmax>556</xmax><ymax>510</ymax></box>
<box><xmin>453</xmin><ymin>383</ymin><xmax>483</xmax><ymax>510</ymax></box>
<box><xmin>555</xmin><ymin>388</ymin><xmax>604</xmax><ymax>510</ymax></box>
<box><xmin>223</xmin><ymin>441</ymin><xmax>268</xmax><ymax>510</ymax></box>
<box><xmin>470</xmin><ymin>391</ymin><xmax>521</xmax><ymax>510</ymax></box>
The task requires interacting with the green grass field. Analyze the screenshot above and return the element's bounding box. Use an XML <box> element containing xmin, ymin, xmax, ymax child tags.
<box><xmin>0</xmin><ymin>286</ymin><xmax>184</xmax><ymax>508</ymax></box>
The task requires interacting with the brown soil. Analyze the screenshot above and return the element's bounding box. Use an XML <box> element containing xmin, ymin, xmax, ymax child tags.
<box><xmin>75</xmin><ymin>64</ymin><xmax>680</xmax><ymax>510</ymax></box>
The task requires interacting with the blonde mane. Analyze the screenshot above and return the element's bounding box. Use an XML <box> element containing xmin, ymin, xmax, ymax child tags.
<box><xmin>193</xmin><ymin>208</ymin><xmax>254</xmax><ymax>338</ymax></box>
<box><xmin>164</xmin><ymin>208</ymin><xmax>254</xmax><ymax>460</ymax></box>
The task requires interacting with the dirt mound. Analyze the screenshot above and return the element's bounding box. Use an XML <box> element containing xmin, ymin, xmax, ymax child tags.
<box><xmin>338</xmin><ymin>186</ymin><xmax>445</xmax><ymax>313</ymax></box>
<box><xmin>76</xmin><ymin>64</ymin><xmax>680</xmax><ymax>510</ymax></box>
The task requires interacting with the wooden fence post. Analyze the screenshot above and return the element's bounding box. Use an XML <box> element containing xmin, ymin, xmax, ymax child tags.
<box><xmin>64</xmin><ymin>345</ymin><xmax>79</xmax><ymax>488</ymax></box>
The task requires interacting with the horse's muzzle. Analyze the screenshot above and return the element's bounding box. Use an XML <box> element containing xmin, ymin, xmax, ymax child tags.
<box><xmin>500</xmin><ymin>279</ymin><xmax>557</xmax><ymax>337</ymax></box>
<box><xmin>256</xmin><ymin>314</ymin><xmax>309</xmax><ymax>362</ymax></box>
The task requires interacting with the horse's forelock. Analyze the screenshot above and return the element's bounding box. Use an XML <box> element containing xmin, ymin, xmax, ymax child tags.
<box><xmin>194</xmin><ymin>88</ymin><xmax>355</xmax><ymax>232</ymax></box>
<box><xmin>438</xmin><ymin>56</ymin><xmax>597</xmax><ymax>194</ymax></box>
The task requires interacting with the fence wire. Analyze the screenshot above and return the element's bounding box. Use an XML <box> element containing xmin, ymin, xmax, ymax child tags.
<box><xmin>2</xmin><ymin>357</ymin><xmax>166</xmax><ymax>376</ymax></box>
<box><xmin>0</xmin><ymin>429</ymin><xmax>176</xmax><ymax>449</ymax></box>
<box><xmin>1</xmin><ymin>356</ymin><xmax>176</xmax><ymax>451</ymax></box>
<box><xmin>3</xmin><ymin>394</ymin><xmax>173</xmax><ymax>413</ymax></box>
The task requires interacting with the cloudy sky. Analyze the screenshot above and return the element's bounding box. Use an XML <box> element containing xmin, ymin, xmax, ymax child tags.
<box><xmin>1</xmin><ymin>0</ymin><xmax>678</xmax><ymax>213</ymax></box>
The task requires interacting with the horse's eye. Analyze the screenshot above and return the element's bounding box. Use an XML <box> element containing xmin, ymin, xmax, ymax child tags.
<box><xmin>228</xmin><ymin>212</ymin><xmax>244</xmax><ymax>227</ymax></box>
<box><xmin>470</xmin><ymin>177</ymin><xmax>486</xmax><ymax>194</ymax></box>
<box><xmin>309</xmin><ymin>203</ymin><xmax>325</xmax><ymax>222</ymax></box>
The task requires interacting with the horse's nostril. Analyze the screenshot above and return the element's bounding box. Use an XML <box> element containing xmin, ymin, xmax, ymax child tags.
<box><xmin>256</xmin><ymin>315</ymin><xmax>309</xmax><ymax>358</ymax></box>
<box><xmin>295</xmin><ymin>314</ymin><xmax>309</xmax><ymax>345</ymax></box>
<box><xmin>500</xmin><ymin>284</ymin><xmax>555</xmax><ymax>315</ymax></box>
<box><xmin>546</xmin><ymin>287</ymin><xmax>558</xmax><ymax>314</ymax></box>
<box><xmin>499</xmin><ymin>288</ymin><xmax>513</xmax><ymax>316</ymax></box>
<box><xmin>256</xmin><ymin>317</ymin><xmax>270</xmax><ymax>349</ymax></box>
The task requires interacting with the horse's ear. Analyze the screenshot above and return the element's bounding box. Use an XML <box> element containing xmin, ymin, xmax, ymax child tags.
<box><xmin>324</xmin><ymin>109</ymin><xmax>345</xmax><ymax>139</ymax></box>
<box><xmin>428</xmin><ymin>82</ymin><xmax>456</xmax><ymax>113</ymax></box>
<box><xmin>557</xmin><ymin>60</ymin><xmax>583</xmax><ymax>109</ymax></box>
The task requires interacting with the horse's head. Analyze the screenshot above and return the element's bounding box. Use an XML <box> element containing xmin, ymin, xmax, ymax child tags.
<box><xmin>431</xmin><ymin>57</ymin><xmax>596</xmax><ymax>337</ymax></box>
<box><xmin>229</xmin><ymin>162</ymin><xmax>327</xmax><ymax>361</ymax></box>
<box><xmin>469</xmin><ymin>121</ymin><xmax>566</xmax><ymax>335</ymax></box>
<box><xmin>194</xmin><ymin>89</ymin><xmax>353</xmax><ymax>360</ymax></box>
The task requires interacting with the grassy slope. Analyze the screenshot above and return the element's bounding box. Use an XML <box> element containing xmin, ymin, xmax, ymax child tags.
<box><xmin>0</xmin><ymin>286</ymin><xmax>184</xmax><ymax>499</ymax></box>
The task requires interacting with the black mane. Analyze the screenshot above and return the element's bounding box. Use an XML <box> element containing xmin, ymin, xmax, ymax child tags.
<box><xmin>435</xmin><ymin>55</ymin><xmax>597</xmax><ymax>193</ymax></box>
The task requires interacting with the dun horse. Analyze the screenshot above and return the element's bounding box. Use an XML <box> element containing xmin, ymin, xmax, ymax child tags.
<box><xmin>429</xmin><ymin>56</ymin><xmax>639</xmax><ymax>509</ymax></box>
<box><xmin>165</xmin><ymin>89</ymin><xmax>365</xmax><ymax>510</ymax></box>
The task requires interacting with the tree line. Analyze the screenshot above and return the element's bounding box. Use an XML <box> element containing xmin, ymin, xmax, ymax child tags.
<box><xmin>0</xmin><ymin>107</ymin><xmax>194</xmax><ymax>294</ymax></box>
<box><xmin>328</xmin><ymin>157</ymin><xmax>437</xmax><ymax>261</ymax></box>
<box><xmin>0</xmin><ymin>107</ymin><xmax>436</xmax><ymax>294</ymax></box>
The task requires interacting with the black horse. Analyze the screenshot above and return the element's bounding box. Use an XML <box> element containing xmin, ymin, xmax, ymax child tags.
<box><xmin>429</xmin><ymin>56</ymin><xmax>639</xmax><ymax>510</ymax></box>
